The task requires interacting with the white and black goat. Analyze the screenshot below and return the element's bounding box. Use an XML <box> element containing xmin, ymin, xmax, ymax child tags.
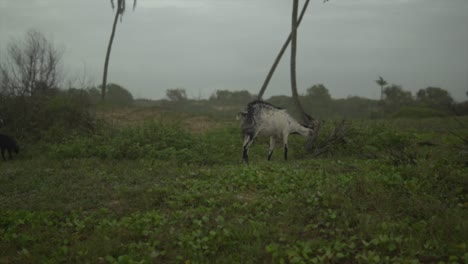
<box><xmin>238</xmin><ymin>100</ymin><xmax>315</xmax><ymax>163</ymax></box>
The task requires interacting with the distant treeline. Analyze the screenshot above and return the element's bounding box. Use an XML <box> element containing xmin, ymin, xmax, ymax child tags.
<box><xmin>1</xmin><ymin>29</ymin><xmax>467</xmax><ymax>140</ymax></box>
<box><xmin>137</xmin><ymin>85</ymin><xmax>468</xmax><ymax>120</ymax></box>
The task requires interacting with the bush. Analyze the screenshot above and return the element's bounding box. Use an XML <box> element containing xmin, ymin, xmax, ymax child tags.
<box><xmin>0</xmin><ymin>90</ymin><xmax>95</xmax><ymax>141</ymax></box>
<box><xmin>325</xmin><ymin>122</ymin><xmax>418</xmax><ymax>165</ymax></box>
<box><xmin>106</xmin><ymin>84</ymin><xmax>134</xmax><ymax>106</ymax></box>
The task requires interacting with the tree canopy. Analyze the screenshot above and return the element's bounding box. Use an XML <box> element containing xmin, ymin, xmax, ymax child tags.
<box><xmin>306</xmin><ymin>84</ymin><xmax>331</xmax><ymax>102</ymax></box>
<box><xmin>166</xmin><ymin>88</ymin><xmax>187</xmax><ymax>102</ymax></box>
<box><xmin>96</xmin><ymin>83</ymin><xmax>134</xmax><ymax>105</ymax></box>
<box><xmin>383</xmin><ymin>84</ymin><xmax>412</xmax><ymax>112</ymax></box>
<box><xmin>416</xmin><ymin>87</ymin><xmax>453</xmax><ymax>109</ymax></box>
<box><xmin>210</xmin><ymin>90</ymin><xmax>253</xmax><ymax>103</ymax></box>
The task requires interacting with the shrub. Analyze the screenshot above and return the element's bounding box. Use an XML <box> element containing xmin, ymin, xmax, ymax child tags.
<box><xmin>326</xmin><ymin>122</ymin><xmax>418</xmax><ymax>165</ymax></box>
<box><xmin>0</xmin><ymin>90</ymin><xmax>95</xmax><ymax>141</ymax></box>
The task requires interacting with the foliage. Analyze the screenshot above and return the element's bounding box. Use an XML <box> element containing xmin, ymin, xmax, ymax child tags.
<box><xmin>44</xmin><ymin>120</ymin><xmax>236</xmax><ymax>165</ymax></box>
<box><xmin>1</xmin><ymin>114</ymin><xmax>468</xmax><ymax>263</ymax></box>
<box><xmin>268</xmin><ymin>95</ymin><xmax>292</xmax><ymax>109</ymax></box>
<box><xmin>106</xmin><ymin>83</ymin><xmax>134</xmax><ymax>106</ymax></box>
<box><xmin>453</xmin><ymin>101</ymin><xmax>468</xmax><ymax>116</ymax></box>
<box><xmin>266</xmin><ymin>95</ymin><xmax>380</xmax><ymax>120</ymax></box>
<box><xmin>383</xmin><ymin>84</ymin><xmax>413</xmax><ymax>113</ymax></box>
<box><xmin>48</xmin><ymin>121</ymin><xmax>194</xmax><ymax>161</ymax></box>
<box><xmin>0</xmin><ymin>30</ymin><xmax>63</xmax><ymax>97</ymax></box>
<box><xmin>89</xmin><ymin>84</ymin><xmax>134</xmax><ymax>106</ymax></box>
<box><xmin>304</xmin><ymin>120</ymin><xmax>422</xmax><ymax>166</ymax></box>
<box><xmin>38</xmin><ymin>91</ymin><xmax>95</xmax><ymax>141</ymax></box>
<box><xmin>392</xmin><ymin>106</ymin><xmax>450</xmax><ymax>119</ymax></box>
<box><xmin>166</xmin><ymin>88</ymin><xmax>187</xmax><ymax>102</ymax></box>
<box><xmin>332</xmin><ymin>96</ymin><xmax>379</xmax><ymax>119</ymax></box>
<box><xmin>0</xmin><ymin>89</ymin><xmax>95</xmax><ymax>141</ymax></box>
<box><xmin>110</xmin><ymin>0</ymin><xmax>137</xmax><ymax>20</ymax></box>
<box><xmin>210</xmin><ymin>90</ymin><xmax>254</xmax><ymax>104</ymax></box>
<box><xmin>306</xmin><ymin>84</ymin><xmax>331</xmax><ymax>102</ymax></box>
<box><xmin>1</xmin><ymin>126</ymin><xmax>466</xmax><ymax>263</ymax></box>
<box><xmin>86</xmin><ymin>87</ymin><xmax>101</xmax><ymax>105</ymax></box>
<box><xmin>138</xmin><ymin>87</ymin><xmax>464</xmax><ymax>121</ymax></box>
<box><xmin>416</xmin><ymin>87</ymin><xmax>454</xmax><ymax>110</ymax></box>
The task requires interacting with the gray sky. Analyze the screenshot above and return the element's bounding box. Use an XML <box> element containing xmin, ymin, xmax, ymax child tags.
<box><xmin>1</xmin><ymin>0</ymin><xmax>467</xmax><ymax>101</ymax></box>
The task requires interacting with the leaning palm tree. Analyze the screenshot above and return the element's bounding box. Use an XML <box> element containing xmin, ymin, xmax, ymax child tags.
<box><xmin>375</xmin><ymin>76</ymin><xmax>387</xmax><ymax>101</ymax></box>
<box><xmin>257</xmin><ymin>0</ymin><xmax>311</xmax><ymax>100</ymax></box>
<box><xmin>258</xmin><ymin>0</ymin><xmax>330</xmax><ymax>100</ymax></box>
<box><xmin>101</xmin><ymin>0</ymin><xmax>137</xmax><ymax>101</ymax></box>
<box><xmin>256</xmin><ymin>0</ymin><xmax>332</xmax><ymax>150</ymax></box>
<box><xmin>290</xmin><ymin>0</ymin><xmax>330</xmax><ymax>143</ymax></box>
<box><xmin>289</xmin><ymin>0</ymin><xmax>309</xmax><ymax>124</ymax></box>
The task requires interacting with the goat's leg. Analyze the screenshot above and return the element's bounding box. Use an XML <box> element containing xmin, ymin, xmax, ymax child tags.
<box><xmin>268</xmin><ymin>136</ymin><xmax>275</xmax><ymax>161</ymax></box>
<box><xmin>284</xmin><ymin>144</ymin><xmax>288</xmax><ymax>160</ymax></box>
<box><xmin>1</xmin><ymin>148</ymin><xmax>5</xmax><ymax>161</ymax></box>
<box><xmin>242</xmin><ymin>135</ymin><xmax>254</xmax><ymax>163</ymax></box>
<box><xmin>8</xmin><ymin>148</ymin><xmax>12</xmax><ymax>159</ymax></box>
<box><xmin>283</xmin><ymin>134</ymin><xmax>289</xmax><ymax>161</ymax></box>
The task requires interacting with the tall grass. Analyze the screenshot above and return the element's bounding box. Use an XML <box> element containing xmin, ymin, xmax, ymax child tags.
<box><xmin>1</xmin><ymin>117</ymin><xmax>467</xmax><ymax>263</ymax></box>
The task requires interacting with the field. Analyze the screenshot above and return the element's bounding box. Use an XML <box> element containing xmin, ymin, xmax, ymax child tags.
<box><xmin>1</xmin><ymin>107</ymin><xmax>467</xmax><ymax>263</ymax></box>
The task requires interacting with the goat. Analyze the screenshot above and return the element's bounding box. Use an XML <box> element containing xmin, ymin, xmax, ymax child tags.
<box><xmin>0</xmin><ymin>134</ymin><xmax>20</xmax><ymax>161</ymax></box>
<box><xmin>238</xmin><ymin>100</ymin><xmax>315</xmax><ymax>163</ymax></box>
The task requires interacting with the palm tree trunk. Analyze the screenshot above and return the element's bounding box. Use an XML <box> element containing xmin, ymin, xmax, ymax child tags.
<box><xmin>290</xmin><ymin>0</ymin><xmax>308</xmax><ymax>123</ymax></box>
<box><xmin>380</xmin><ymin>85</ymin><xmax>384</xmax><ymax>100</ymax></box>
<box><xmin>257</xmin><ymin>0</ymin><xmax>310</xmax><ymax>100</ymax></box>
<box><xmin>102</xmin><ymin>8</ymin><xmax>120</xmax><ymax>101</ymax></box>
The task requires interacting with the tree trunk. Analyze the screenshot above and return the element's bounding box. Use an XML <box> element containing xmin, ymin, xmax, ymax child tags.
<box><xmin>380</xmin><ymin>85</ymin><xmax>384</xmax><ymax>100</ymax></box>
<box><xmin>257</xmin><ymin>0</ymin><xmax>310</xmax><ymax>100</ymax></box>
<box><xmin>102</xmin><ymin>7</ymin><xmax>120</xmax><ymax>101</ymax></box>
<box><xmin>290</xmin><ymin>0</ymin><xmax>309</xmax><ymax>124</ymax></box>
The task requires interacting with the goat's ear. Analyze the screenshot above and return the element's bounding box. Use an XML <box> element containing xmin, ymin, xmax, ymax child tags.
<box><xmin>236</xmin><ymin>111</ymin><xmax>247</xmax><ymax>120</ymax></box>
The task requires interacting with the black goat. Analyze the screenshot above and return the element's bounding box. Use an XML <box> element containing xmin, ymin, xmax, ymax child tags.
<box><xmin>0</xmin><ymin>134</ymin><xmax>20</xmax><ymax>161</ymax></box>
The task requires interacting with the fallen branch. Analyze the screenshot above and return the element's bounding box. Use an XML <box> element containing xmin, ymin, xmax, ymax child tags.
<box><xmin>306</xmin><ymin>119</ymin><xmax>350</xmax><ymax>157</ymax></box>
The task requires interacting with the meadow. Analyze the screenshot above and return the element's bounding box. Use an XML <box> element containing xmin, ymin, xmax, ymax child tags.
<box><xmin>1</xmin><ymin>107</ymin><xmax>467</xmax><ymax>263</ymax></box>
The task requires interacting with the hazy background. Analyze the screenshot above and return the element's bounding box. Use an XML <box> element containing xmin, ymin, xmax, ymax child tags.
<box><xmin>1</xmin><ymin>0</ymin><xmax>467</xmax><ymax>101</ymax></box>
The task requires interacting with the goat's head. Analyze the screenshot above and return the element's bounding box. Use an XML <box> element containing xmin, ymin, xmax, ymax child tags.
<box><xmin>299</xmin><ymin>122</ymin><xmax>315</xmax><ymax>137</ymax></box>
<box><xmin>304</xmin><ymin>119</ymin><xmax>323</xmax><ymax>150</ymax></box>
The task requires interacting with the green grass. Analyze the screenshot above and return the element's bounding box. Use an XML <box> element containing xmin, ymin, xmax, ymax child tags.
<box><xmin>1</xmin><ymin>117</ymin><xmax>467</xmax><ymax>263</ymax></box>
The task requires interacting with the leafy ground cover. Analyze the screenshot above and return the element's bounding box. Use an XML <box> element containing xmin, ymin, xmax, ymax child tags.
<box><xmin>1</xmin><ymin>114</ymin><xmax>467</xmax><ymax>263</ymax></box>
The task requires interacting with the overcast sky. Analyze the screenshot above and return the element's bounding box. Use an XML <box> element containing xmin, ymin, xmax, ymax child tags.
<box><xmin>1</xmin><ymin>0</ymin><xmax>467</xmax><ymax>101</ymax></box>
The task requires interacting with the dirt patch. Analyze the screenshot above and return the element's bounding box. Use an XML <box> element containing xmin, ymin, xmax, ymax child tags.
<box><xmin>96</xmin><ymin>106</ymin><xmax>220</xmax><ymax>134</ymax></box>
<box><xmin>182</xmin><ymin>116</ymin><xmax>220</xmax><ymax>134</ymax></box>
<box><xmin>96</xmin><ymin>107</ymin><xmax>166</xmax><ymax>127</ymax></box>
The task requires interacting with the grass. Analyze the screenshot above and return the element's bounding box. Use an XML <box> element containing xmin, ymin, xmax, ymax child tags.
<box><xmin>392</xmin><ymin>106</ymin><xmax>450</xmax><ymax>119</ymax></box>
<box><xmin>1</xmin><ymin>112</ymin><xmax>467</xmax><ymax>263</ymax></box>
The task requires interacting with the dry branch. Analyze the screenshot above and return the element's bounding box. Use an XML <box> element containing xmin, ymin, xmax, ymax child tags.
<box><xmin>306</xmin><ymin>119</ymin><xmax>351</xmax><ymax>157</ymax></box>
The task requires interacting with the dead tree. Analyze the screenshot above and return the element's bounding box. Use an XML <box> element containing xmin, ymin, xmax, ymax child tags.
<box><xmin>0</xmin><ymin>30</ymin><xmax>63</xmax><ymax>97</ymax></box>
